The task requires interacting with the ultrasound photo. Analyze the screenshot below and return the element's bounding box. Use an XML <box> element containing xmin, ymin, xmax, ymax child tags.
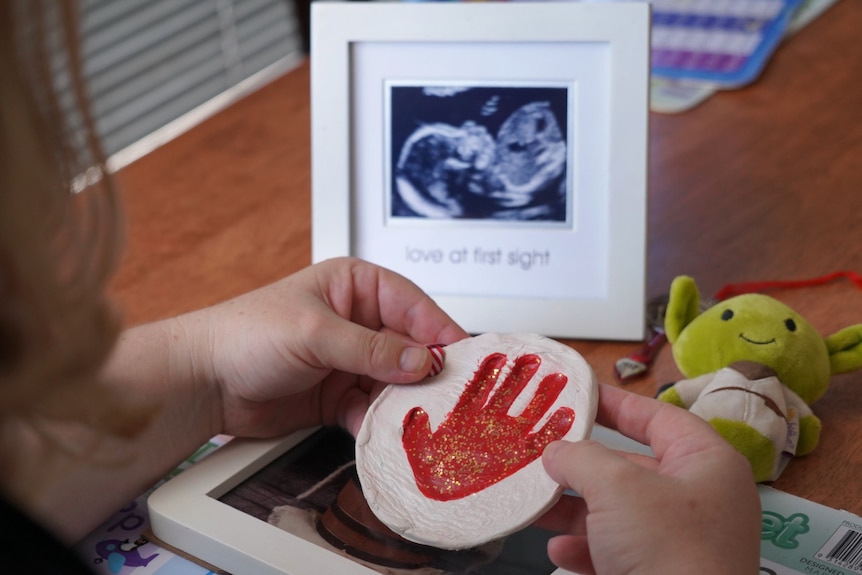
<box><xmin>389</xmin><ymin>84</ymin><xmax>570</xmax><ymax>223</ymax></box>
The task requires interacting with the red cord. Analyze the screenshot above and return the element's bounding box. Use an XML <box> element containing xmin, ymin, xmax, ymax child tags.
<box><xmin>713</xmin><ymin>270</ymin><xmax>862</xmax><ymax>301</ymax></box>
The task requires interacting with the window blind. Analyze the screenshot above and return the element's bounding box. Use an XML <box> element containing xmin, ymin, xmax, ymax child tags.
<box><xmin>77</xmin><ymin>0</ymin><xmax>303</xmax><ymax>165</ymax></box>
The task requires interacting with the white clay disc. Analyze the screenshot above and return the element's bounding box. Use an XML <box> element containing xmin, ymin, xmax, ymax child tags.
<box><xmin>355</xmin><ymin>332</ymin><xmax>598</xmax><ymax>550</ymax></box>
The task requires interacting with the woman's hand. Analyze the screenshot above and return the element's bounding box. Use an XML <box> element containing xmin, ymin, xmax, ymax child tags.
<box><xmin>181</xmin><ymin>257</ymin><xmax>469</xmax><ymax>438</ymax></box>
<box><xmin>537</xmin><ymin>383</ymin><xmax>761</xmax><ymax>575</ymax></box>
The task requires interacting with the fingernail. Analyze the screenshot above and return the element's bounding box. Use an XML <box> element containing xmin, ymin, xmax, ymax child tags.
<box><xmin>400</xmin><ymin>346</ymin><xmax>428</xmax><ymax>373</ymax></box>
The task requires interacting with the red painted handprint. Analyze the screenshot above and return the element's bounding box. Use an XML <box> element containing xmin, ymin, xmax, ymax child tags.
<box><xmin>401</xmin><ymin>352</ymin><xmax>575</xmax><ymax>501</ymax></box>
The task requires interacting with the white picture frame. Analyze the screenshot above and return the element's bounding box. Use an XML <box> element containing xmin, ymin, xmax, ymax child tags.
<box><xmin>310</xmin><ymin>1</ymin><xmax>650</xmax><ymax>341</ymax></box>
<box><xmin>147</xmin><ymin>427</ymin><xmax>583</xmax><ymax>575</ymax></box>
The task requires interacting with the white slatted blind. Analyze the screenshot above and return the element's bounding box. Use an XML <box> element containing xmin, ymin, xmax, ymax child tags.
<box><xmin>78</xmin><ymin>0</ymin><xmax>303</xmax><ymax>160</ymax></box>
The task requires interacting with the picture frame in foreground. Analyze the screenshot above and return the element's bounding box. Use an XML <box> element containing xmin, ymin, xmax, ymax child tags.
<box><xmin>147</xmin><ymin>427</ymin><xmax>584</xmax><ymax>575</ymax></box>
<box><xmin>310</xmin><ymin>2</ymin><xmax>650</xmax><ymax>340</ymax></box>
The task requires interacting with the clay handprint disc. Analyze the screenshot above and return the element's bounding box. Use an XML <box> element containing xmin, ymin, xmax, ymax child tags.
<box><xmin>355</xmin><ymin>332</ymin><xmax>598</xmax><ymax>550</ymax></box>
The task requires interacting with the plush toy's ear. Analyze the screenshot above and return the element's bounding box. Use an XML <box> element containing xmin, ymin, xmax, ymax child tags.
<box><xmin>664</xmin><ymin>275</ymin><xmax>701</xmax><ymax>344</ymax></box>
<box><xmin>825</xmin><ymin>325</ymin><xmax>862</xmax><ymax>374</ymax></box>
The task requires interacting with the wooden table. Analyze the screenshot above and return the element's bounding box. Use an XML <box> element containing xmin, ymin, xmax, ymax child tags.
<box><xmin>111</xmin><ymin>0</ymin><xmax>862</xmax><ymax>516</ymax></box>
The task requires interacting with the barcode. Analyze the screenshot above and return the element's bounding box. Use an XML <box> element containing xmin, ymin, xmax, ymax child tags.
<box><xmin>816</xmin><ymin>523</ymin><xmax>862</xmax><ymax>573</ymax></box>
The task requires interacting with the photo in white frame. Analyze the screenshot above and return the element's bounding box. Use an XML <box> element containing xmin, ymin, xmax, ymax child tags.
<box><xmin>147</xmin><ymin>427</ymin><xmax>584</xmax><ymax>575</ymax></box>
<box><xmin>145</xmin><ymin>422</ymin><xmax>653</xmax><ymax>575</ymax></box>
<box><xmin>311</xmin><ymin>1</ymin><xmax>650</xmax><ymax>340</ymax></box>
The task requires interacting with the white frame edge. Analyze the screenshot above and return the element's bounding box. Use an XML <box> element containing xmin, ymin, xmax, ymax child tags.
<box><xmin>148</xmin><ymin>429</ymin><xmax>580</xmax><ymax>575</ymax></box>
<box><xmin>311</xmin><ymin>2</ymin><xmax>650</xmax><ymax>341</ymax></box>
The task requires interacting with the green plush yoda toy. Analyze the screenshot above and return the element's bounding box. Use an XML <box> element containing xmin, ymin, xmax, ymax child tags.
<box><xmin>656</xmin><ymin>275</ymin><xmax>862</xmax><ymax>482</ymax></box>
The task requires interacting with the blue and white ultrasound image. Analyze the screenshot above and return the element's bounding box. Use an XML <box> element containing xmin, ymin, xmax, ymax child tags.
<box><xmin>390</xmin><ymin>85</ymin><xmax>569</xmax><ymax>222</ymax></box>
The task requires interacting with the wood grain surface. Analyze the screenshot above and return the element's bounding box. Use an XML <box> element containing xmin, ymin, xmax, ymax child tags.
<box><xmin>111</xmin><ymin>0</ymin><xmax>862</xmax><ymax>515</ymax></box>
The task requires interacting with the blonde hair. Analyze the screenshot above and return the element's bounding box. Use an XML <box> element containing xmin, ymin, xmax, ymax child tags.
<box><xmin>0</xmin><ymin>1</ymin><xmax>152</xmax><ymax>494</ymax></box>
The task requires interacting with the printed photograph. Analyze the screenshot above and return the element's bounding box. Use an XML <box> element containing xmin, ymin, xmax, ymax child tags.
<box><xmin>219</xmin><ymin>427</ymin><xmax>559</xmax><ymax>575</ymax></box>
<box><xmin>388</xmin><ymin>83</ymin><xmax>571</xmax><ymax>223</ymax></box>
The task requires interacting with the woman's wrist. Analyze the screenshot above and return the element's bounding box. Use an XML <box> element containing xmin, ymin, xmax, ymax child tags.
<box><xmin>168</xmin><ymin>311</ymin><xmax>225</xmax><ymax>440</ymax></box>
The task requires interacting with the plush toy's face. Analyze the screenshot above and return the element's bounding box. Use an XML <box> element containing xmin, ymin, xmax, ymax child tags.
<box><xmin>672</xmin><ymin>293</ymin><xmax>832</xmax><ymax>405</ymax></box>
